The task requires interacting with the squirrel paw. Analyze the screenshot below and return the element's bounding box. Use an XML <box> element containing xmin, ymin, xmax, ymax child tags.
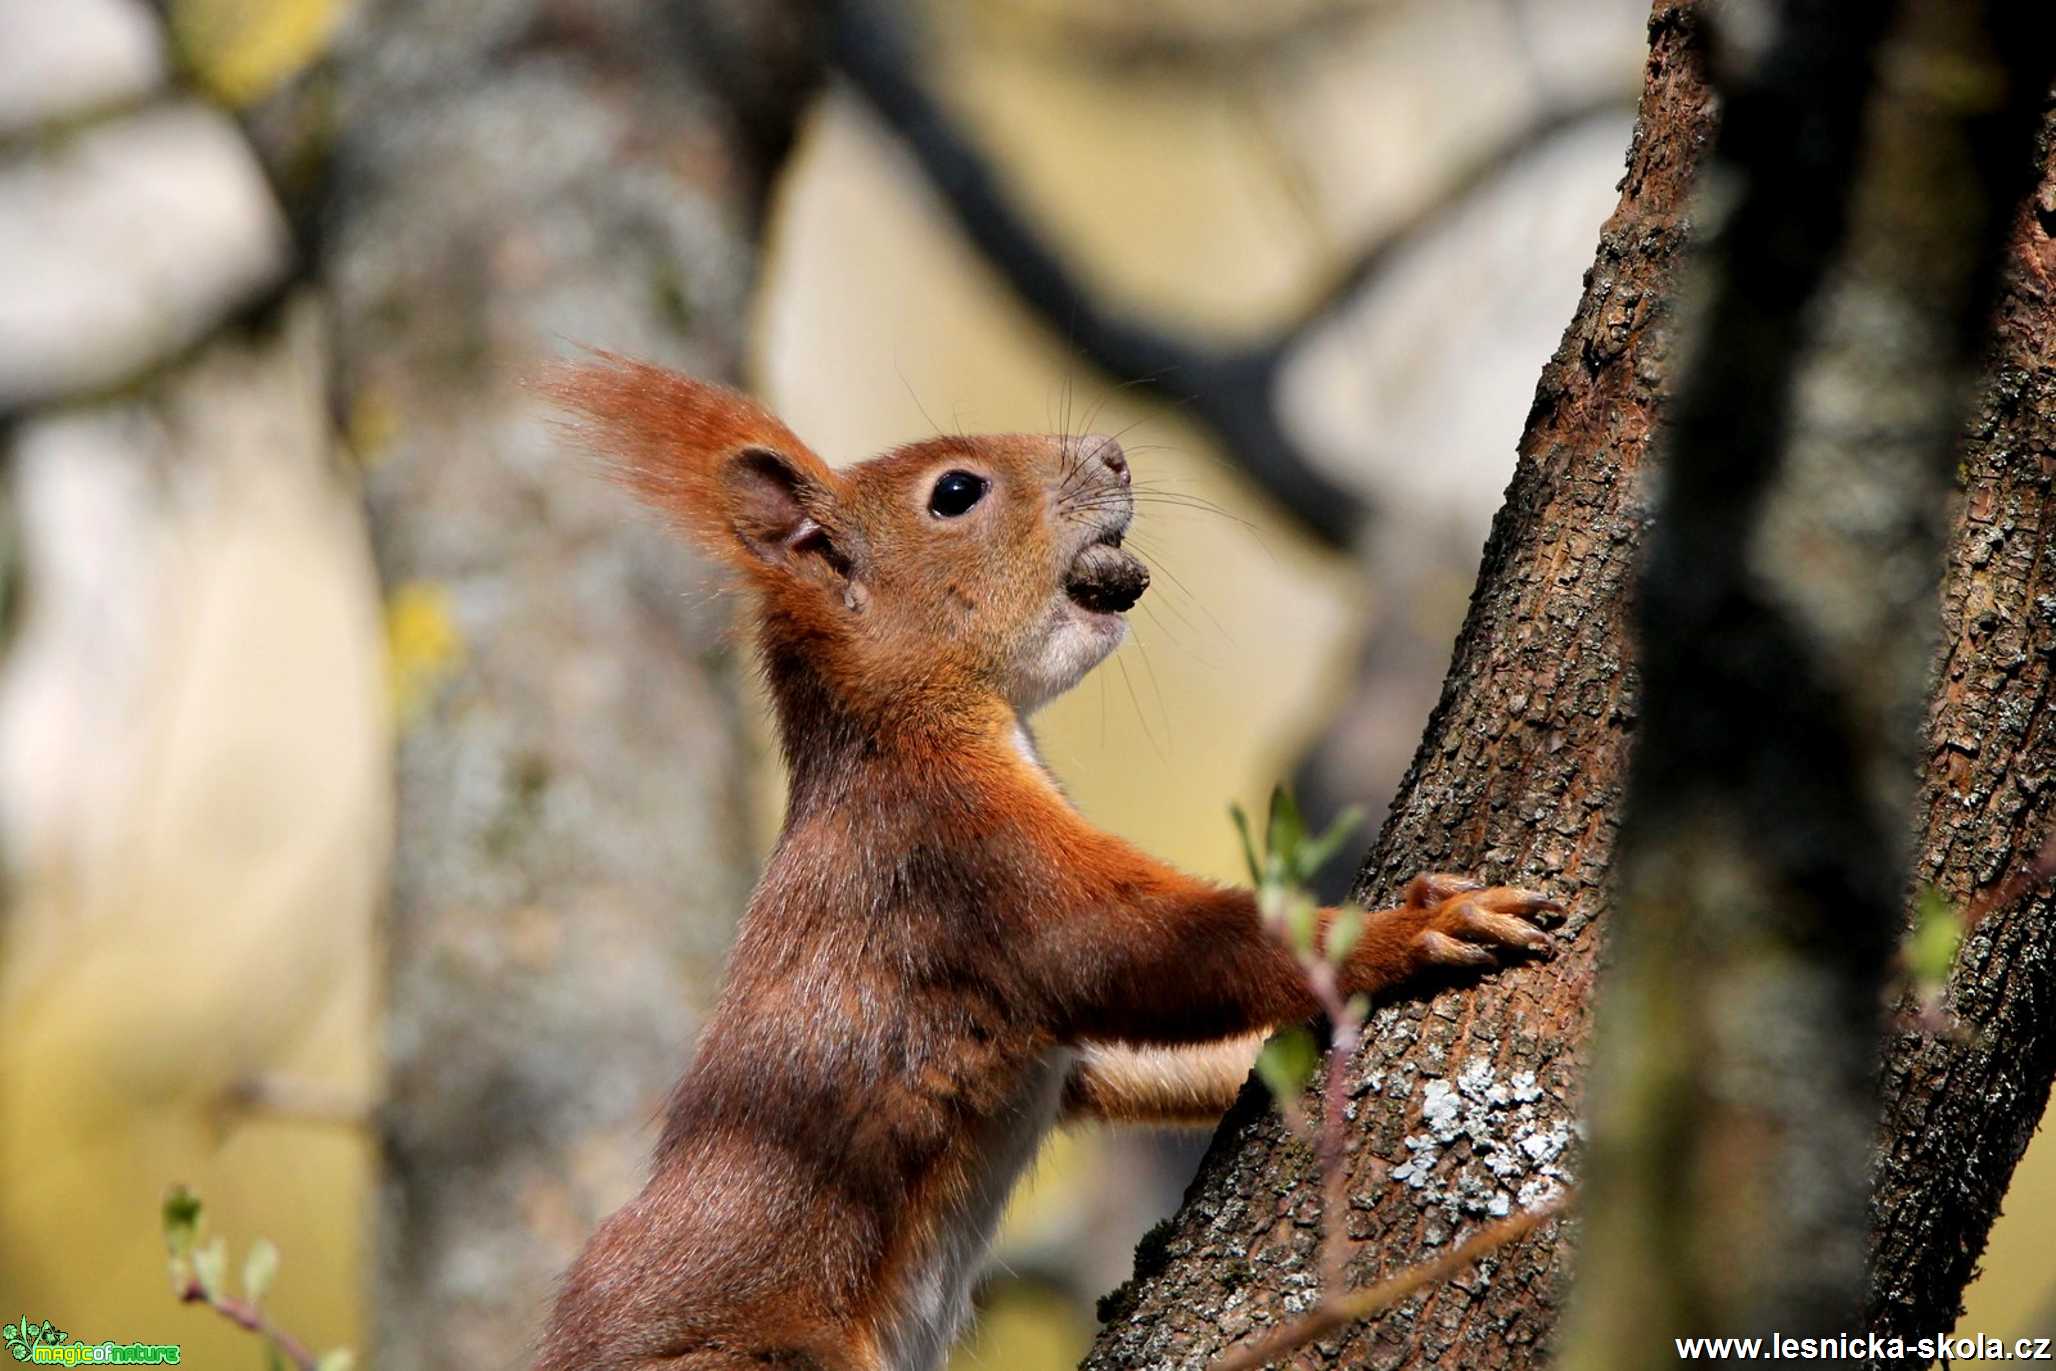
<box><xmin>1404</xmin><ymin>877</ymin><xmax>1563</xmax><ymax>968</ymax></box>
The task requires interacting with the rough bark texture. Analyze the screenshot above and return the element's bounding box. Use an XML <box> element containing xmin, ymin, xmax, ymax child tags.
<box><xmin>1087</xmin><ymin>3</ymin><xmax>2056</xmax><ymax>1367</ymax></box>
<box><xmin>1564</xmin><ymin>0</ymin><xmax>2056</xmax><ymax>1359</ymax></box>
<box><xmin>314</xmin><ymin>4</ymin><xmax>819</xmax><ymax>1365</ymax></box>
<box><xmin>1868</xmin><ymin>113</ymin><xmax>2056</xmax><ymax>1362</ymax></box>
<box><xmin>1082</xmin><ymin>8</ymin><xmax>1713</xmax><ymax>1366</ymax></box>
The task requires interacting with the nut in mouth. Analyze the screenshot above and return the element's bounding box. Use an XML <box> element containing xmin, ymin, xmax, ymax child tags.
<box><xmin>1064</xmin><ymin>528</ymin><xmax>1149</xmax><ymax>615</ymax></box>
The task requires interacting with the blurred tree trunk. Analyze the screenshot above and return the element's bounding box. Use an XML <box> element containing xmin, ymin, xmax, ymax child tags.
<box><xmin>0</xmin><ymin>3</ymin><xmax>383</xmax><ymax>1361</ymax></box>
<box><xmin>1085</xmin><ymin>3</ymin><xmax>2056</xmax><ymax>1368</ymax></box>
<box><xmin>313</xmin><ymin>4</ymin><xmax>820</xmax><ymax>1366</ymax></box>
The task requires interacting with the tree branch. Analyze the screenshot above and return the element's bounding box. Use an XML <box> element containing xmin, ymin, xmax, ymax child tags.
<box><xmin>1866</xmin><ymin>100</ymin><xmax>2056</xmax><ymax>1366</ymax></box>
<box><xmin>1083</xmin><ymin>12</ymin><xmax>1716</xmax><ymax>1364</ymax></box>
<box><xmin>1084</xmin><ymin>4</ymin><xmax>2056</xmax><ymax>1365</ymax></box>
<box><xmin>965</xmin><ymin>0</ymin><xmax>1391</xmax><ymax>78</ymax></box>
<box><xmin>1564</xmin><ymin>0</ymin><xmax>2056</xmax><ymax>1357</ymax></box>
<box><xmin>828</xmin><ymin>0</ymin><xmax>1632</xmax><ymax>547</ymax></box>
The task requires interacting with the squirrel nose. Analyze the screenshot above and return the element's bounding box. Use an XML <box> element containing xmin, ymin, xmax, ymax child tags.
<box><xmin>1081</xmin><ymin>434</ymin><xmax>1129</xmax><ymax>485</ymax></box>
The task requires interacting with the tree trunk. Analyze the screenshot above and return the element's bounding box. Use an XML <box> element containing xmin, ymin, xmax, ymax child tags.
<box><xmin>1086</xmin><ymin>3</ymin><xmax>2056</xmax><ymax>1367</ymax></box>
<box><xmin>1563</xmin><ymin>0</ymin><xmax>2056</xmax><ymax>1359</ymax></box>
<box><xmin>1868</xmin><ymin>109</ymin><xmax>2056</xmax><ymax>1364</ymax></box>
<box><xmin>317</xmin><ymin>4</ymin><xmax>819</xmax><ymax>1365</ymax></box>
<box><xmin>1083</xmin><ymin>7</ymin><xmax>1711</xmax><ymax>1366</ymax></box>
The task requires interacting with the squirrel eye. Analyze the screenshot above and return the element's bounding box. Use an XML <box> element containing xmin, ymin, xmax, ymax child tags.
<box><xmin>928</xmin><ymin>470</ymin><xmax>988</xmax><ymax>518</ymax></box>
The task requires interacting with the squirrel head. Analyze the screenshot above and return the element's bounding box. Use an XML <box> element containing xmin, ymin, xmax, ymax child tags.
<box><xmin>547</xmin><ymin>357</ymin><xmax>1148</xmax><ymax>723</ymax></box>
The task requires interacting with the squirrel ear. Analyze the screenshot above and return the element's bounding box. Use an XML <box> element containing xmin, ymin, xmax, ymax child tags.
<box><xmin>721</xmin><ymin>447</ymin><xmax>853</xmax><ymax>580</ymax></box>
<box><xmin>542</xmin><ymin>355</ymin><xmax>851</xmax><ymax>580</ymax></box>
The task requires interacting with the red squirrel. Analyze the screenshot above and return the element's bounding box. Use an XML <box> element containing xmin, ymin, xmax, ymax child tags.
<box><xmin>534</xmin><ymin>357</ymin><xmax>1560</xmax><ymax>1371</ymax></box>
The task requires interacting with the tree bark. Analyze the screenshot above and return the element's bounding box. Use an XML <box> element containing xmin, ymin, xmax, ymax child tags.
<box><xmin>1867</xmin><ymin>111</ymin><xmax>2056</xmax><ymax>1364</ymax></box>
<box><xmin>1564</xmin><ymin>0</ymin><xmax>2056</xmax><ymax>1359</ymax></box>
<box><xmin>315</xmin><ymin>4</ymin><xmax>820</xmax><ymax>1365</ymax></box>
<box><xmin>1086</xmin><ymin>2</ymin><xmax>2056</xmax><ymax>1367</ymax></box>
<box><xmin>1083</xmin><ymin>7</ymin><xmax>1711</xmax><ymax>1366</ymax></box>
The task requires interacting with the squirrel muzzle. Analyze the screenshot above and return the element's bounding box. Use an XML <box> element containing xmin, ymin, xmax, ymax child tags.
<box><xmin>1064</xmin><ymin>538</ymin><xmax>1150</xmax><ymax>615</ymax></box>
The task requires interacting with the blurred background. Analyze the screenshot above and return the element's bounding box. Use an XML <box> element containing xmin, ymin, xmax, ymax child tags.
<box><xmin>3</xmin><ymin>0</ymin><xmax>2050</xmax><ymax>1367</ymax></box>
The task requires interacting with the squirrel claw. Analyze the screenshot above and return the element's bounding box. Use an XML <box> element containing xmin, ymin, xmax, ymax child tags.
<box><xmin>1402</xmin><ymin>872</ymin><xmax>1488</xmax><ymax>908</ymax></box>
<box><xmin>1407</xmin><ymin>880</ymin><xmax>1564</xmax><ymax>969</ymax></box>
<box><xmin>1491</xmin><ymin>888</ymin><xmax>1567</xmax><ymax>925</ymax></box>
<box><xmin>1448</xmin><ymin>898</ymin><xmax>1558</xmax><ymax>957</ymax></box>
<box><xmin>1416</xmin><ymin>929</ymin><xmax>1499</xmax><ymax>968</ymax></box>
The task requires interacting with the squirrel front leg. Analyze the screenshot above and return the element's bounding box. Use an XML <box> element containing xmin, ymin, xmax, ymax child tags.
<box><xmin>1022</xmin><ymin>815</ymin><xmax>1560</xmax><ymax>1049</ymax></box>
<box><xmin>1334</xmin><ymin>872</ymin><xmax>1562</xmax><ymax>993</ymax></box>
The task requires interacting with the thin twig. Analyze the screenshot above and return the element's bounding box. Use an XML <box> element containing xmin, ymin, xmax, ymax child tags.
<box><xmin>1316</xmin><ymin>1014</ymin><xmax>1361</xmax><ymax>1296</ymax></box>
<box><xmin>1209</xmin><ymin>1195</ymin><xmax>1572</xmax><ymax>1371</ymax></box>
<box><xmin>1304</xmin><ymin>960</ymin><xmax>1361</xmax><ymax>1298</ymax></box>
<box><xmin>175</xmin><ymin>1277</ymin><xmax>319</xmax><ymax>1371</ymax></box>
<box><xmin>1234</xmin><ymin>811</ymin><xmax>1567</xmax><ymax>1368</ymax></box>
<box><xmin>215</xmin><ymin>1074</ymin><xmax>374</xmax><ymax>1130</ymax></box>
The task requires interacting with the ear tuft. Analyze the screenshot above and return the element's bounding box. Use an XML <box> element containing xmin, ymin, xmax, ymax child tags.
<box><xmin>538</xmin><ymin>354</ymin><xmax>844</xmax><ymax>576</ymax></box>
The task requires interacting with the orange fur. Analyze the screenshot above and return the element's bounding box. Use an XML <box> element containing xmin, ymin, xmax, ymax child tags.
<box><xmin>543</xmin><ymin>356</ymin><xmax>840</xmax><ymax>579</ymax></box>
<box><xmin>531</xmin><ymin>360</ymin><xmax>1560</xmax><ymax>1371</ymax></box>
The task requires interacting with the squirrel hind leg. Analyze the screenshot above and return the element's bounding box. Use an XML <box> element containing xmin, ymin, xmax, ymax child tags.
<box><xmin>1059</xmin><ymin>1033</ymin><xmax>1268</xmax><ymax>1127</ymax></box>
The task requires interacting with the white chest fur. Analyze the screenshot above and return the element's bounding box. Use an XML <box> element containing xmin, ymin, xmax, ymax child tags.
<box><xmin>879</xmin><ymin>1048</ymin><xmax>1072</xmax><ymax>1371</ymax></box>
